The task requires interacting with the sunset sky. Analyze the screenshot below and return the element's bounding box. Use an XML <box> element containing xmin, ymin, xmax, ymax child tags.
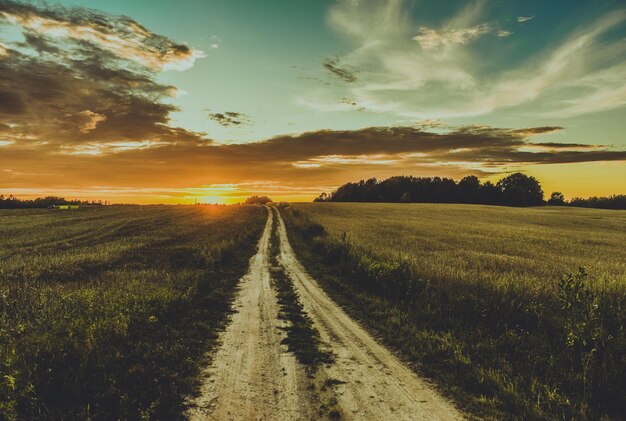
<box><xmin>1</xmin><ymin>0</ymin><xmax>625</xmax><ymax>203</ymax></box>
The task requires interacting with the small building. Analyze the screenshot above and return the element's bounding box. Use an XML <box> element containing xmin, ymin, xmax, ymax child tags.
<box><xmin>55</xmin><ymin>205</ymin><xmax>80</xmax><ymax>210</ymax></box>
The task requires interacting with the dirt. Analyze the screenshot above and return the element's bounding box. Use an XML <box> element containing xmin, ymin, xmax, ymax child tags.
<box><xmin>187</xmin><ymin>207</ymin><xmax>314</xmax><ymax>420</ymax></box>
<box><xmin>274</xmin><ymin>207</ymin><xmax>464</xmax><ymax>420</ymax></box>
<box><xmin>189</xmin><ymin>206</ymin><xmax>464</xmax><ymax>420</ymax></box>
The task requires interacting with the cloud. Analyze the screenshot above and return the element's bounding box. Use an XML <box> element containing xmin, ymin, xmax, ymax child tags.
<box><xmin>518</xmin><ymin>16</ymin><xmax>534</xmax><ymax>23</ymax></box>
<box><xmin>207</xmin><ymin>35</ymin><xmax>222</xmax><ymax>50</ymax></box>
<box><xmin>305</xmin><ymin>0</ymin><xmax>626</xmax><ymax>120</ymax></box>
<box><xmin>509</xmin><ymin>126</ymin><xmax>563</xmax><ymax>136</ymax></box>
<box><xmin>0</xmin><ymin>1</ymin><xmax>623</xmax><ymax>201</ymax></box>
<box><xmin>208</xmin><ymin>111</ymin><xmax>252</xmax><ymax>127</ymax></box>
<box><xmin>0</xmin><ymin>1</ymin><xmax>204</xmax><ymax>71</ymax></box>
<box><xmin>413</xmin><ymin>23</ymin><xmax>492</xmax><ymax>49</ymax></box>
<box><xmin>1</xmin><ymin>124</ymin><xmax>623</xmax><ymax>197</ymax></box>
<box><xmin>323</xmin><ymin>57</ymin><xmax>357</xmax><ymax>83</ymax></box>
<box><xmin>0</xmin><ymin>0</ymin><xmax>206</xmax><ymax>150</ymax></box>
<box><xmin>75</xmin><ymin>110</ymin><xmax>107</xmax><ymax>133</ymax></box>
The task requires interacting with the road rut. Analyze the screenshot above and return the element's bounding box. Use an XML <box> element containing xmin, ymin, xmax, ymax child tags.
<box><xmin>274</xmin><ymin>207</ymin><xmax>463</xmax><ymax>421</ymax></box>
<box><xmin>188</xmin><ymin>207</ymin><xmax>313</xmax><ymax>420</ymax></box>
<box><xmin>190</xmin><ymin>206</ymin><xmax>463</xmax><ymax>420</ymax></box>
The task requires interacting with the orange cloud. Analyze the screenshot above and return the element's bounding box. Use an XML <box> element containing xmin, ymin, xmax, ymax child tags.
<box><xmin>0</xmin><ymin>1</ymin><xmax>624</xmax><ymax>203</ymax></box>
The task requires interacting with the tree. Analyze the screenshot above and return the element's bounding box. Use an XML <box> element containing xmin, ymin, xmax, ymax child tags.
<box><xmin>314</xmin><ymin>173</ymin><xmax>553</xmax><ymax>207</ymax></box>
<box><xmin>244</xmin><ymin>195</ymin><xmax>272</xmax><ymax>205</ymax></box>
<box><xmin>496</xmin><ymin>173</ymin><xmax>544</xmax><ymax>207</ymax></box>
<box><xmin>548</xmin><ymin>192</ymin><xmax>565</xmax><ymax>206</ymax></box>
<box><xmin>477</xmin><ymin>181</ymin><xmax>501</xmax><ymax>205</ymax></box>
<box><xmin>314</xmin><ymin>193</ymin><xmax>328</xmax><ymax>202</ymax></box>
<box><xmin>457</xmin><ymin>175</ymin><xmax>481</xmax><ymax>203</ymax></box>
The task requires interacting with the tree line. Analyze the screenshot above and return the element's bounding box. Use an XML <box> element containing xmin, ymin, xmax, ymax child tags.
<box><xmin>567</xmin><ymin>195</ymin><xmax>626</xmax><ymax>210</ymax></box>
<box><xmin>0</xmin><ymin>195</ymin><xmax>106</xmax><ymax>209</ymax></box>
<box><xmin>314</xmin><ymin>173</ymin><xmax>626</xmax><ymax>209</ymax></box>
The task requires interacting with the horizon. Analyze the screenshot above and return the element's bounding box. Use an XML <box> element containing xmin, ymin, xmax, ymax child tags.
<box><xmin>1</xmin><ymin>0</ymin><xmax>626</xmax><ymax>204</ymax></box>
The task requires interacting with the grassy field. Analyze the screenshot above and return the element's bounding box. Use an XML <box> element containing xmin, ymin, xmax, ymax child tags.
<box><xmin>0</xmin><ymin>205</ymin><xmax>265</xmax><ymax>420</ymax></box>
<box><xmin>293</xmin><ymin>203</ymin><xmax>626</xmax><ymax>289</ymax></box>
<box><xmin>284</xmin><ymin>203</ymin><xmax>626</xmax><ymax>420</ymax></box>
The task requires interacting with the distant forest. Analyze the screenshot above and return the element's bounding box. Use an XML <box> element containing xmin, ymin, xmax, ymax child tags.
<box><xmin>314</xmin><ymin>173</ymin><xmax>626</xmax><ymax>209</ymax></box>
<box><xmin>0</xmin><ymin>195</ymin><xmax>105</xmax><ymax>209</ymax></box>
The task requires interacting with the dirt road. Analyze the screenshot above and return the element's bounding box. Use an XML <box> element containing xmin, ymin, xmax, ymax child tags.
<box><xmin>188</xmin><ymin>207</ymin><xmax>314</xmax><ymax>420</ymax></box>
<box><xmin>189</xmin><ymin>206</ymin><xmax>463</xmax><ymax>420</ymax></box>
<box><xmin>274</xmin><ymin>207</ymin><xmax>463</xmax><ymax>420</ymax></box>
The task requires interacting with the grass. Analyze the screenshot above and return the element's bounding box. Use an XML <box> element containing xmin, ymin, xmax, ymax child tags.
<box><xmin>269</xmin><ymin>208</ymin><xmax>334</xmax><ymax>370</ymax></box>
<box><xmin>292</xmin><ymin>203</ymin><xmax>626</xmax><ymax>289</ymax></box>
<box><xmin>0</xmin><ymin>205</ymin><xmax>266</xmax><ymax>420</ymax></box>
<box><xmin>268</xmin><ymin>207</ymin><xmax>342</xmax><ymax>420</ymax></box>
<box><xmin>284</xmin><ymin>202</ymin><xmax>626</xmax><ymax>420</ymax></box>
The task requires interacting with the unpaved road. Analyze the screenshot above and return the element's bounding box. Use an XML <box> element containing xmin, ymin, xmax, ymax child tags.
<box><xmin>188</xmin><ymin>207</ymin><xmax>314</xmax><ymax>420</ymax></box>
<box><xmin>274</xmin><ymin>207</ymin><xmax>463</xmax><ymax>420</ymax></box>
<box><xmin>189</xmin><ymin>206</ymin><xmax>463</xmax><ymax>420</ymax></box>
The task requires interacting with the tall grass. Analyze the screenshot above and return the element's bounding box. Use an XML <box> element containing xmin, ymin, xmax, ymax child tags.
<box><xmin>0</xmin><ymin>205</ymin><xmax>265</xmax><ymax>420</ymax></box>
<box><xmin>284</xmin><ymin>203</ymin><xmax>626</xmax><ymax>420</ymax></box>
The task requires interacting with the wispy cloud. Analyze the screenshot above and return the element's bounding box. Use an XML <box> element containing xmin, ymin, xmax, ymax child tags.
<box><xmin>413</xmin><ymin>23</ymin><xmax>492</xmax><ymax>49</ymax></box>
<box><xmin>303</xmin><ymin>0</ymin><xmax>626</xmax><ymax>120</ymax></box>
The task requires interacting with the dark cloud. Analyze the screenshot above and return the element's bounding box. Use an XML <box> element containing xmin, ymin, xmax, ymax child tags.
<box><xmin>323</xmin><ymin>58</ymin><xmax>357</xmax><ymax>83</ymax></box>
<box><xmin>339</xmin><ymin>97</ymin><xmax>366</xmax><ymax>111</ymax></box>
<box><xmin>509</xmin><ymin>126</ymin><xmax>563</xmax><ymax>135</ymax></box>
<box><xmin>0</xmin><ymin>1</ymin><xmax>200</xmax><ymax>70</ymax></box>
<box><xmin>1</xmin><ymin>125</ymin><xmax>624</xmax><ymax>194</ymax></box>
<box><xmin>0</xmin><ymin>0</ymin><xmax>205</xmax><ymax>149</ymax></box>
<box><xmin>530</xmin><ymin>142</ymin><xmax>598</xmax><ymax>149</ymax></box>
<box><xmin>208</xmin><ymin>111</ymin><xmax>252</xmax><ymax>127</ymax></box>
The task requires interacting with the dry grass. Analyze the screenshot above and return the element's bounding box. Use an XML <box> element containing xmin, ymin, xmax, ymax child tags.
<box><xmin>292</xmin><ymin>203</ymin><xmax>626</xmax><ymax>290</ymax></box>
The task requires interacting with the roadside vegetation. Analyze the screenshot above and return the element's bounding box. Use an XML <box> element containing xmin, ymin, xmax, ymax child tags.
<box><xmin>284</xmin><ymin>202</ymin><xmax>626</xmax><ymax>420</ymax></box>
<box><xmin>269</xmin><ymin>209</ymin><xmax>333</xmax><ymax>370</ymax></box>
<box><xmin>0</xmin><ymin>205</ymin><xmax>265</xmax><ymax>420</ymax></box>
<box><xmin>269</xmin><ymin>208</ymin><xmax>342</xmax><ymax>420</ymax></box>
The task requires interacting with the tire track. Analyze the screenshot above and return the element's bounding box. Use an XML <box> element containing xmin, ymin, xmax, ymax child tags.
<box><xmin>188</xmin><ymin>207</ymin><xmax>314</xmax><ymax>420</ymax></box>
<box><xmin>274</xmin><ymin>207</ymin><xmax>464</xmax><ymax>421</ymax></box>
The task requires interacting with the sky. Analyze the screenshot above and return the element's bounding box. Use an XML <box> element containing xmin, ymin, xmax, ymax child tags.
<box><xmin>0</xmin><ymin>0</ymin><xmax>625</xmax><ymax>204</ymax></box>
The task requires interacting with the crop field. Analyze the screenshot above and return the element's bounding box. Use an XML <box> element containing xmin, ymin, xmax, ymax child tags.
<box><xmin>284</xmin><ymin>203</ymin><xmax>626</xmax><ymax>420</ymax></box>
<box><xmin>0</xmin><ymin>205</ymin><xmax>266</xmax><ymax>420</ymax></box>
<box><xmin>292</xmin><ymin>203</ymin><xmax>626</xmax><ymax>288</ymax></box>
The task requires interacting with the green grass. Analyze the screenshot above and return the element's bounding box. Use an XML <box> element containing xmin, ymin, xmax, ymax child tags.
<box><xmin>0</xmin><ymin>205</ymin><xmax>266</xmax><ymax>420</ymax></box>
<box><xmin>268</xmin><ymin>208</ymin><xmax>333</xmax><ymax>370</ymax></box>
<box><xmin>268</xmin><ymin>207</ymin><xmax>342</xmax><ymax>420</ymax></box>
<box><xmin>284</xmin><ymin>202</ymin><xmax>626</xmax><ymax>420</ymax></box>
